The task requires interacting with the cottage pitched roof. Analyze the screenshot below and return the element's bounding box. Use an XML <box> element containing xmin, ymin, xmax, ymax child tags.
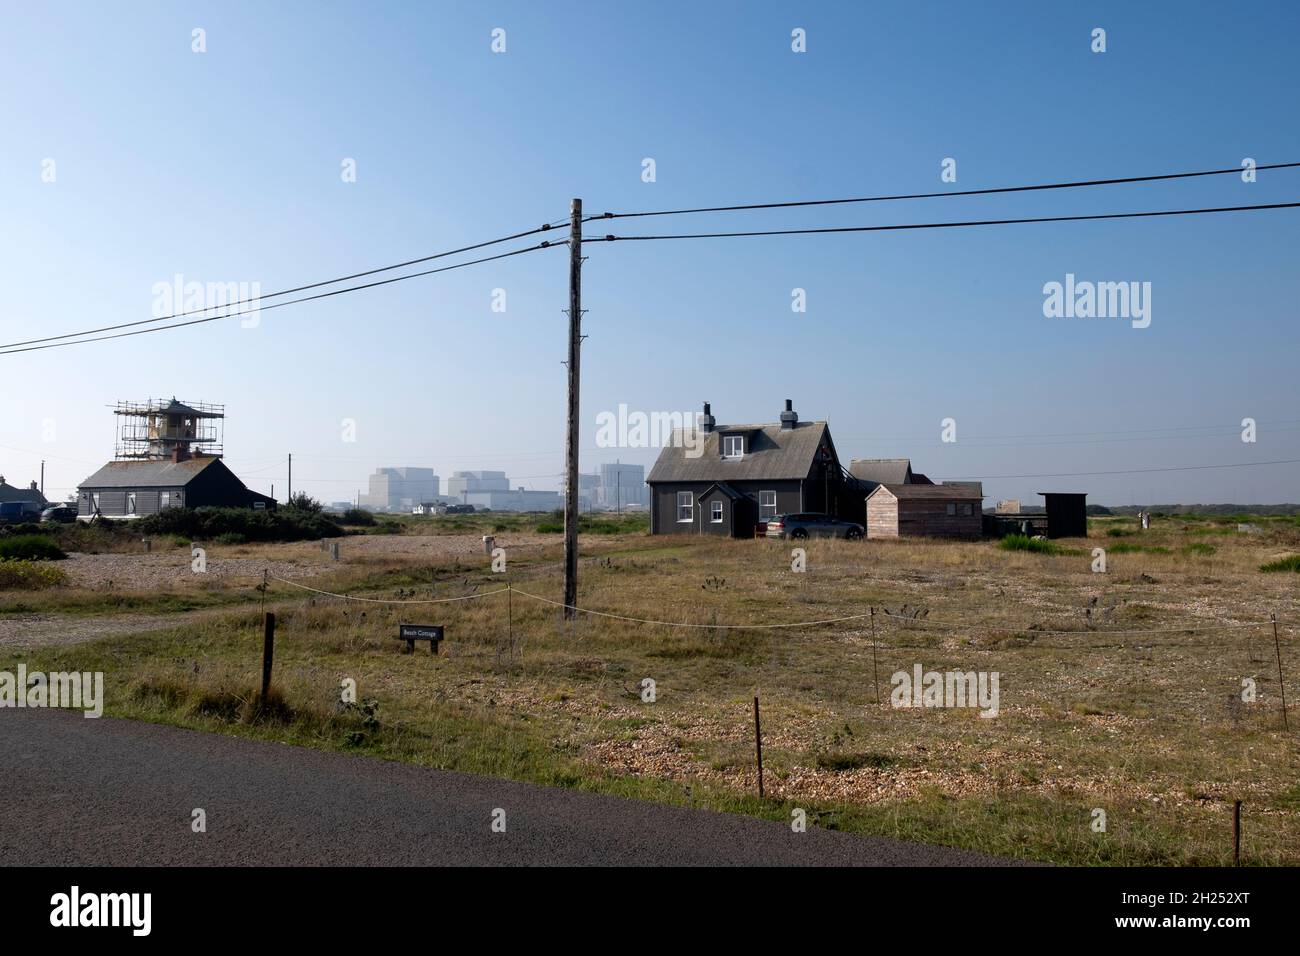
<box><xmin>647</xmin><ymin>421</ymin><xmax>832</xmax><ymax>483</ymax></box>
<box><xmin>849</xmin><ymin>458</ymin><xmax>913</xmax><ymax>488</ymax></box>
<box><xmin>78</xmin><ymin>456</ymin><xmax>222</xmax><ymax>489</ymax></box>
<box><xmin>0</xmin><ymin>478</ymin><xmax>46</xmax><ymax>504</ymax></box>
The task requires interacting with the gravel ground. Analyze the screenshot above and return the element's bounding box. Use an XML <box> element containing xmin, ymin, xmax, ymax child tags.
<box><xmin>58</xmin><ymin>532</ymin><xmax>561</xmax><ymax>591</ymax></box>
<box><xmin>2</xmin><ymin>533</ymin><xmax>565</xmax><ymax>650</ymax></box>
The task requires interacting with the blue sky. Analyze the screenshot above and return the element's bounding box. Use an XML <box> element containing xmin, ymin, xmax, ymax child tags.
<box><xmin>2</xmin><ymin>1</ymin><xmax>1297</xmax><ymax>506</ymax></box>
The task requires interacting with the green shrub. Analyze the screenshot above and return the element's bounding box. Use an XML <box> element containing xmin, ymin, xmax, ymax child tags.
<box><xmin>339</xmin><ymin>508</ymin><xmax>376</xmax><ymax>526</ymax></box>
<box><xmin>0</xmin><ymin>522</ymin><xmax>46</xmax><ymax>537</ymax></box>
<box><xmin>136</xmin><ymin>506</ymin><xmax>343</xmax><ymax>543</ymax></box>
<box><xmin>215</xmin><ymin>532</ymin><xmax>247</xmax><ymax>545</ymax></box>
<box><xmin>0</xmin><ymin>558</ymin><xmax>69</xmax><ymax>589</ymax></box>
<box><xmin>998</xmin><ymin>534</ymin><xmax>1061</xmax><ymax>555</ymax></box>
<box><xmin>1260</xmin><ymin>555</ymin><xmax>1300</xmax><ymax>573</ymax></box>
<box><xmin>0</xmin><ymin>535</ymin><xmax>67</xmax><ymax>561</ymax></box>
<box><xmin>286</xmin><ymin>492</ymin><xmax>323</xmax><ymax>514</ymax></box>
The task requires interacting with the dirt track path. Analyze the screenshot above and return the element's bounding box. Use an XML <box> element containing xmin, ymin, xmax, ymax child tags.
<box><xmin>0</xmin><ymin>601</ymin><xmax>290</xmax><ymax>651</ymax></box>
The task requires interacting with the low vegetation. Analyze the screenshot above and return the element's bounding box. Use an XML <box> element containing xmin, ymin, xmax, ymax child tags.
<box><xmin>7</xmin><ymin>509</ymin><xmax>1298</xmax><ymax>865</ymax></box>
<box><xmin>0</xmin><ymin>534</ymin><xmax>67</xmax><ymax>561</ymax></box>
<box><xmin>1260</xmin><ymin>554</ymin><xmax>1300</xmax><ymax>573</ymax></box>
<box><xmin>136</xmin><ymin>505</ymin><xmax>343</xmax><ymax>543</ymax></box>
<box><xmin>997</xmin><ymin>533</ymin><xmax>1063</xmax><ymax>555</ymax></box>
<box><xmin>0</xmin><ymin>558</ymin><xmax>69</xmax><ymax>590</ymax></box>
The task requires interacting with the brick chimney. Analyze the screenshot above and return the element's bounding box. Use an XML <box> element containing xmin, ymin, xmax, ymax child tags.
<box><xmin>172</xmin><ymin>445</ymin><xmax>190</xmax><ymax>463</ymax></box>
<box><xmin>780</xmin><ymin>398</ymin><xmax>798</xmax><ymax>430</ymax></box>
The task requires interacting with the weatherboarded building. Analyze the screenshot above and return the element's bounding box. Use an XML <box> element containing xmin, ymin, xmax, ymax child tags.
<box><xmin>646</xmin><ymin>400</ymin><xmax>851</xmax><ymax>537</ymax></box>
<box><xmin>77</xmin><ymin>457</ymin><xmax>276</xmax><ymax>519</ymax></box>
<box><xmin>865</xmin><ymin>482</ymin><xmax>984</xmax><ymax>538</ymax></box>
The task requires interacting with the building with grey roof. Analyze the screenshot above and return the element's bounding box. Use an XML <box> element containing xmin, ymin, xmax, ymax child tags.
<box><xmin>646</xmin><ymin>399</ymin><xmax>853</xmax><ymax>537</ymax></box>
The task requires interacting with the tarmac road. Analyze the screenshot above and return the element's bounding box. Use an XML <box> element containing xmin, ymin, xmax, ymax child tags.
<box><xmin>1</xmin><ymin>708</ymin><xmax>1020</xmax><ymax>866</ymax></box>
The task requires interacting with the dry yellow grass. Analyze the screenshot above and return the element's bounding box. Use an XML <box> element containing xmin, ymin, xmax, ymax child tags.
<box><xmin>10</xmin><ymin>513</ymin><xmax>1300</xmax><ymax>864</ymax></box>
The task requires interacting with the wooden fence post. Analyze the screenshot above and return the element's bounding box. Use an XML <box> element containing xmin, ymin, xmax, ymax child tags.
<box><xmin>871</xmin><ymin>606</ymin><xmax>880</xmax><ymax>705</ymax></box>
<box><xmin>753</xmin><ymin>695</ymin><xmax>764</xmax><ymax>799</ymax></box>
<box><xmin>1273</xmin><ymin>614</ymin><xmax>1289</xmax><ymax>731</ymax></box>
<box><xmin>1233</xmin><ymin>799</ymin><xmax>1242</xmax><ymax>866</ymax></box>
<box><xmin>261</xmin><ymin>612</ymin><xmax>275</xmax><ymax>701</ymax></box>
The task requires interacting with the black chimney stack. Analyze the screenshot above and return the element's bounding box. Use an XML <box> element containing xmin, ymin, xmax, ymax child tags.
<box><xmin>780</xmin><ymin>398</ymin><xmax>798</xmax><ymax>430</ymax></box>
<box><xmin>700</xmin><ymin>401</ymin><xmax>715</xmax><ymax>433</ymax></box>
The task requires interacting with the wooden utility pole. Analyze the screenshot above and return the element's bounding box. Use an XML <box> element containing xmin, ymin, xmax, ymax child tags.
<box><xmin>562</xmin><ymin>198</ymin><xmax>583</xmax><ymax>619</ymax></box>
<box><xmin>287</xmin><ymin>453</ymin><xmax>292</xmax><ymax>501</ymax></box>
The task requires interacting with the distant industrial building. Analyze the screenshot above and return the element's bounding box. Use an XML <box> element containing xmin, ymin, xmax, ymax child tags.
<box><xmin>573</xmin><ymin>472</ymin><xmax>602</xmax><ymax>510</ymax></box>
<box><xmin>446</xmin><ymin>470</ymin><xmax>562</xmax><ymax>512</ymax></box>
<box><xmin>596</xmin><ymin>462</ymin><xmax>647</xmax><ymax>510</ymax></box>
<box><xmin>445</xmin><ymin>470</ymin><xmax>509</xmax><ymax>497</ymax></box>
<box><xmin>359</xmin><ymin>467</ymin><xmax>441</xmax><ymax>513</ymax></box>
<box><xmin>569</xmin><ymin>463</ymin><xmax>647</xmax><ymax>511</ymax></box>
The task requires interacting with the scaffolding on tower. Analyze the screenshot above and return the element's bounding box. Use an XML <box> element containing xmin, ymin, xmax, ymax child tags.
<box><xmin>112</xmin><ymin>397</ymin><xmax>225</xmax><ymax>461</ymax></box>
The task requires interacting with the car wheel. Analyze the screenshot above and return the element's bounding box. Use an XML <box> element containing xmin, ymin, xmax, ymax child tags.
<box><xmin>846</xmin><ymin>528</ymin><xmax>863</xmax><ymax>540</ymax></box>
<box><xmin>791</xmin><ymin>528</ymin><xmax>808</xmax><ymax>540</ymax></box>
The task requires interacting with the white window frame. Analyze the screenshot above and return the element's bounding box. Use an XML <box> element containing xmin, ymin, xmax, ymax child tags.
<box><xmin>127</xmin><ymin>492</ymin><xmax>137</xmax><ymax>514</ymax></box>
<box><xmin>722</xmin><ymin>434</ymin><xmax>744</xmax><ymax>459</ymax></box>
<box><xmin>759</xmin><ymin>490</ymin><xmax>777</xmax><ymax>519</ymax></box>
<box><xmin>677</xmin><ymin>491</ymin><xmax>693</xmax><ymax>522</ymax></box>
<box><xmin>711</xmin><ymin>500</ymin><xmax>723</xmax><ymax>523</ymax></box>
<box><xmin>160</xmin><ymin>491</ymin><xmax>171</xmax><ymax>509</ymax></box>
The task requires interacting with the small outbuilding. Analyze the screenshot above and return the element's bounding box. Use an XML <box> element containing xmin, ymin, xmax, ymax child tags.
<box><xmin>1040</xmin><ymin>492</ymin><xmax>1088</xmax><ymax>539</ymax></box>
<box><xmin>866</xmin><ymin>483</ymin><xmax>984</xmax><ymax>538</ymax></box>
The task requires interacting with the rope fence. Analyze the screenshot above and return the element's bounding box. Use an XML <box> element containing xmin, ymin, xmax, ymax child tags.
<box><xmin>267</xmin><ymin>574</ymin><xmax>1292</xmax><ymax>642</ymax></box>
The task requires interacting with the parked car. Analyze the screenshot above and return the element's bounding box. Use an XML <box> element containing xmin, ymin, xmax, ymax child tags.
<box><xmin>765</xmin><ymin>512</ymin><xmax>864</xmax><ymax>540</ymax></box>
<box><xmin>39</xmin><ymin>505</ymin><xmax>78</xmax><ymax>524</ymax></box>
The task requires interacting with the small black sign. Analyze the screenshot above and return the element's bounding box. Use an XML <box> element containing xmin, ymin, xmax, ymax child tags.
<box><xmin>398</xmin><ymin>623</ymin><xmax>444</xmax><ymax>654</ymax></box>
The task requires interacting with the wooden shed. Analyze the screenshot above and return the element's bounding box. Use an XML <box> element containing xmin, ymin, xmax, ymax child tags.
<box><xmin>1040</xmin><ymin>492</ymin><xmax>1088</xmax><ymax>539</ymax></box>
<box><xmin>866</xmin><ymin>483</ymin><xmax>984</xmax><ymax>538</ymax></box>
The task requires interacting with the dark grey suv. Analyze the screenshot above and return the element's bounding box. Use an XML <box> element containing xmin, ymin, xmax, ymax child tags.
<box><xmin>765</xmin><ymin>513</ymin><xmax>864</xmax><ymax>540</ymax></box>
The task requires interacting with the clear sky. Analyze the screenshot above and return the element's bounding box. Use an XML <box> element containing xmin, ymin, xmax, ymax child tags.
<box><xmin>2</xmin><ymin>1</ymin><xmax>1297</xmax><ymax>507</ymax></box>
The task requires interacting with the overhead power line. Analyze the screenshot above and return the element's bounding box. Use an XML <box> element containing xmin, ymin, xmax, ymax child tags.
<box><xmin>585</xmin><ymin>201</ymin><xmax>1300</xmax><ymax>243</ymax></box>
<box><xmin>956</xmin><ymin>458</ymin><xmax>1300</xmax><ymax>481</ymax></box>
<box><xmin>584</xmin><ymin>161</ymin><xmax>1300</xmax><ymax>221</ymax></box>
<box><xmin>0</xmin><ymin>221</ymin><xmax>566</xmax><ymax>351</ymax></box>
<box><xmin>0</xmin><ymin>241</ymin><xmax>566</xmax><ymax>355</ymax></box>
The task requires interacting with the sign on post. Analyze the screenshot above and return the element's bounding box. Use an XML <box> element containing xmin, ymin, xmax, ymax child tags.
<box><xmin>398</xmin><ymin>623</ymin><xmax>444</xmax><ymax>654</ymax></box>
